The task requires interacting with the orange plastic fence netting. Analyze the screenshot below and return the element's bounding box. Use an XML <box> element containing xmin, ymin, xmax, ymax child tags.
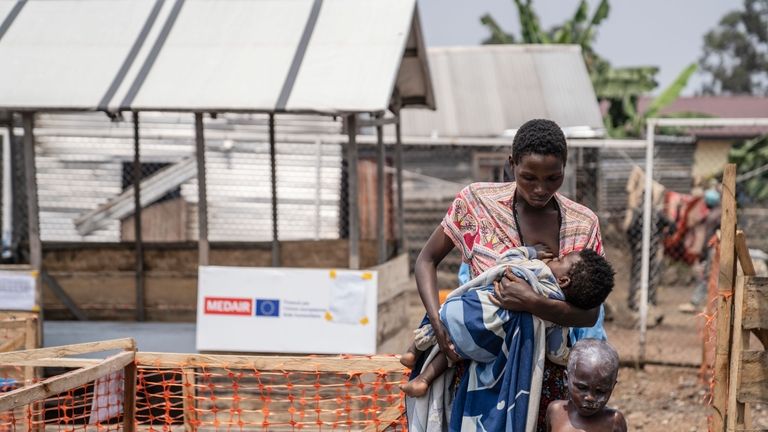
<box><xmin>0</xmin><ymin>355</ymin><xmax>410</xmax><ymax>431</ymax></box>
<box><xmin>0</xmin><ymin>368</ymin><xmax>124</xmax><ymax>432</ymax></box>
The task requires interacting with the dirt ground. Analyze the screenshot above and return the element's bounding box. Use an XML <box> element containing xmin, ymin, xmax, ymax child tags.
<box><xmin>403</xmin><ymin>248</ymin><xmax>768</xmax><ymax>432</ymax></box>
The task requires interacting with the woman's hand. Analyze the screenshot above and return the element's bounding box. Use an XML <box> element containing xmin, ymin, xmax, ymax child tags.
<box><xmin>432</xmin><ymin>321</ymin><xmax>460</xmax><ymax>362</ymax></box>
<box><xmin>491</xmin><ymin>269</ymin><xmax>599</xmax><ymax>327</ymax></box>
<box><xmin>489</xmin><ymin>270</ymin><xmax>537</xmax><ymax>312</ymax></box>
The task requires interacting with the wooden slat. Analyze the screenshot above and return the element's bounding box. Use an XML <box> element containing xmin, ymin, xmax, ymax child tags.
<box><xmin>0</xmin><ymin>351</ymin><xmax>134</xmax><ymax>412</ymax></box>
<box><xmin>0</xmin><ymin>319</ymin><xmax>28</xmax><ymax>330</ymax></box>
<box><xmin>1</xmin><ymin>358</ymin><xmax>102</xmax><ymax>367</ymax></box>
<box><xmin>743</xmin><ymin>277</ymin><xmax>768</xmax><ymax>330</ymax></box>
<box><xmin>713</xmin><ymin>164</ymin><xmax>737</xmax><ymax>432</ymax></box>
<box><xmin>123</xmin><ymin>361</ymin><xmax>137</xmax><ymax>432</ymax></box>
<box><xmin>735</xmin><ymin>231</ymin><xmax>756</xmax><ymax>277</ymax></box>
<box><xmin>182</xmin><ymin>367</ymin><xmax>197</xmax><ymax>432</ymax></box>
<box><xmin>136</xmin><ymin>352</ymin><xmax>404</xmax><ymax>373</ymax></box>
<box><xmin>727</xmin><ymin>276</ymin><xmax>749</xmax><ymax>431</ymax></box>
<box><xmin>0</xmin><ymin>338</ymin><xmax>135</xmax><ymax>363</ymax></box>
<box><xmin>361</xmin><ymin>403</ymin><xmax>404</xmax><ymax>432</ymax></box>
<box><xmin>737</xmin><ymin>351</ymin><xmax>768</xmax><ymax>404</ymax></box>
<box><xmin>0</xmin><ymin>334</ymin><xmax>25</xmax><ymax>352</ymax></box>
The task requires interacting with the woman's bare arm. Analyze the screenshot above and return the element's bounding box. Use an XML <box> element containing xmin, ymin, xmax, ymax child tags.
<box><xmin>414</xmin><ymin>226</ymin><xmax>460</xmax><ymax>360</ymax></box>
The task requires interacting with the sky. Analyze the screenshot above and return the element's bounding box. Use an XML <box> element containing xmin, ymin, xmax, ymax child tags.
<box><xmin>416</xmin><ymin>0</ymin><xmax>739</xmax><ymax>96</ymax></box>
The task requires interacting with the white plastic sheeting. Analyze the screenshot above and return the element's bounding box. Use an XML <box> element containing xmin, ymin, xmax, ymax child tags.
<box><xmin>0</xmin><ymin>0</ymin><xmax>434</xmax><ymax>114</ymax></box>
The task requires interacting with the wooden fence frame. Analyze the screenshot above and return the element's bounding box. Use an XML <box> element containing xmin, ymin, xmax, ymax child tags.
<box><xmin>711</xmin><ymin>164</ymin><xmax>768</xmax><ymax>432</ymax></box>
<box><xmin>0</xmin><ymin>340</ymin><xmax>406</xmax><ymax>432</ymax></box>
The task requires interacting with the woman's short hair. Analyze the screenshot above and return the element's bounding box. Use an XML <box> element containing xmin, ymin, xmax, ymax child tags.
<box><xmin>511</xmin><ymin>119</ymin><xmax>567</xmax><ymax>165</ymax></box>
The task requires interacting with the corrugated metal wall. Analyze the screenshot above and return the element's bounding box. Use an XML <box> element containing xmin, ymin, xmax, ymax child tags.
<box><xmin>33</xmin><ymin>112</ymin><xmax>345</xmax><ymax>242</ymax></box>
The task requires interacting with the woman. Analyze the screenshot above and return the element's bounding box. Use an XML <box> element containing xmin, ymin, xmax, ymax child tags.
<box><xmin>410</xmin><ymin>119</ymin><xmax>605</xmax><ymax>432</ymax></box>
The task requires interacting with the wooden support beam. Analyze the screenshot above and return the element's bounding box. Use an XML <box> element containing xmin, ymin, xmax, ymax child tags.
<box><xmin>393</xmin><ymin>112</ymin><xmax>405</xmax><ymax>254</ymax></box>
<box><xmin>736</xmin><ymin>231</ymin><xmax>756</xmax><ymax>276</ymax></box>
<box><xmin>269</xmin><ymin>113</ymin><xmax>280</xmax><ymax>267</ymax></box>
<box><xmin>135</xmin><ymin>352</ymin><xmax>404</xmax><ymax>373</ymax></box>
<box><xmin>727</xmin><ymin>276</ymin><xmax>750</xmax><ymax>431</ymax></box>
<box><xmin>194</xmin><ymin>113</ymin><xmax>209</xmax><ymax>266</ymax></box>
<box><xmin>737</xmin><ymin>350</ymin><xmax>768</xmax><ymax>404</ymax></box>
<box><xmin>712</xmin><ymin>164</ymin><xmax>737</xmax><ymax>431</ymax></box>
<box><xmin>0</xmin><ymin>338</ymin><xmax>135</xmax><ymax>363</ymax></box>
<box><xmin>0</xmin><ymin>319</ymin><xmax>27</xmax><ymax>329</ymax></box>
<box><xmin>357</xmin><ymin>117</ymin><xmax>399</xmax><ymax>128</ymax></box>
<box><xmin>361</xmin><ymin>403</ymin><xmax>404</xmax><ymax>432</ymax></box>
<box><xmin>132</xmin><ymin>112</ymin><xmax>145</xmax><ymax>322</ymax></box>
<box><xmin>0</xmin><ymin>351</ymin><xmax>134</xmax><ymax>412</ymax></box>
<box><xmin>742</xmin><ymin>277</ymin><xmax>768</xmax><ymax>331</ymax></box>
<box><xmin>1</xmin><ymin>358</ymin><xmax>102</xmax><ymax>368</ymax></box>
<box><xmin>0</xmin><ymin>334</ymin><xmax>24</xmax><ymax>352</ymax></box>
<box><xmin>182</xmin><ymin>367</ymin><xmax>197</xmax><ymax>432</ymax></box>
<box><xmin>375</xmin><ymin>113</ymin><xmax>386</xmax><ymax>265</ymax></box>
<box><xmin>123</xmin><ymin>361</ymin><xmax>137</xmax><ymax>432</ymax></box>
<box><xmin>23</xmin><ymin>316</ymin><xmax>37</xmax><ymax>386</ymax></box>
<box><xmin>346</xmin><ymin>114</ymin><xmax>360</xmax><ymax>270</ymax></box>
<box><xmin>41</xmin><ymin>271</ymin><xmax>87</xmax><ymax>321</ymax></box>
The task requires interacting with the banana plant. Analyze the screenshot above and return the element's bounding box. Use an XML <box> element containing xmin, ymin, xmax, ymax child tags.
<box><xmin>730</xmin><ymin>134</ymin><xmax>768</xmax><ymax>202</ymax></box>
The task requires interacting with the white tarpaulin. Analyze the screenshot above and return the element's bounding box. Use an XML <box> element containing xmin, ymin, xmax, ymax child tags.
<box><xmin>0</xmin><ymin>0</ymin><xmax>434</xmax><ymax>114</ymax></box>
<box><xmin>0</xmin><ymin>270</ymin><xmax>36</xmax><ymax>311</ymax></box>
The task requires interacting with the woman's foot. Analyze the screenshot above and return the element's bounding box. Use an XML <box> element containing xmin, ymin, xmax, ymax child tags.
<box><xmin>400</xmin><ymin>352</ymin><xmax>417</xmax><ymax>368</ymax></box>
<box><xmin>399</xmin><ymin>377</ymin><xmax>430</xmax><ymax>397</ymax></box>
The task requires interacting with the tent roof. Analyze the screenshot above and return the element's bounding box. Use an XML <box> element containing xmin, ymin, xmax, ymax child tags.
<box><xmin>400</xmin><ymin>45</ymin><xmax>604</xmax><ymax>138</ymax></box>
<box><xmin>0</xmin><ymin>0</ymin><xmax>434</xmax><ymax>115</ymax></box>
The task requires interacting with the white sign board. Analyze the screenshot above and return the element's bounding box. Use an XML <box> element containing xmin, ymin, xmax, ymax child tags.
<box><xmin>0</xmin><ymin>271</ymin><xmax>36</xmax><ymax>311</ymax></box>
<box><xmin>196</xmin><ymin>266</ymin><xmax>378</xmax><ymax>354</ymax></box>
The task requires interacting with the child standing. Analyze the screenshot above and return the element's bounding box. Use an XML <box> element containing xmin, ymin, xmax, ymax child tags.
<box><xmin>545</xmin><ymin>339</ymin><xmax>627</xmax><ymax>432</ymax></box>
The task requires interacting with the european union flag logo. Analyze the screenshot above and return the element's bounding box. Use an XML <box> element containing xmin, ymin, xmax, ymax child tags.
<box><xmin>255</xmin><ymin>299</ymin><xmax>280</xmax><ymax>317</ymax></box>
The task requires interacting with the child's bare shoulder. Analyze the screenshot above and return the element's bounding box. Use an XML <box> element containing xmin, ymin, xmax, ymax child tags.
<box><xmin>604</xmin><ymin>408</ymin><xmax>627</xmax><ymax>432</ymax></box>
<box><xmin>546</xmin><ymin>400</ymin><xmax>568</xmax><ymax>415</ymax></box>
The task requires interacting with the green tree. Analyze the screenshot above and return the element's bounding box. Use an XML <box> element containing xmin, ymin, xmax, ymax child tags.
<box><xmin>729</xmin><ymin>135</ymin><xmax>768</xmax><ymax>202</ymax></box>
<box><xmin>699</xmin><ymin>0</ymin><xmax>768</xmax><ymax>95</ymax></box>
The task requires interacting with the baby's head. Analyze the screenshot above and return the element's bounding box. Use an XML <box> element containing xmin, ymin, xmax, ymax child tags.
<box><xmin>566</xmin><ymin>339</ymin><xmax>620</xmax><ymax>417</ymax></box>
<box><xmin>546</xmin><ymin>249</ymin><xmax>614</xmax><ymax>309</ymax></box>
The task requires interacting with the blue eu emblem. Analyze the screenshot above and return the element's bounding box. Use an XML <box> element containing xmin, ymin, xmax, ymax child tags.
<box><xmin>255</xmin><ymin>299</ymin><xmax>280</xmax><ymax>317</ymax></box>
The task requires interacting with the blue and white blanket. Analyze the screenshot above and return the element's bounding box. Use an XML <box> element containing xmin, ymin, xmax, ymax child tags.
<box><xmin>406</xmin><ymin>247</ymin><xmax>563</xmax><ymax>432</ymax></box>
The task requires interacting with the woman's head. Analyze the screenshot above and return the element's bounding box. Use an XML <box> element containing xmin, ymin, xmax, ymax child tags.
<box><xmin>510</xmin><ymin>119</ymin><xmax>568</xmax><ymax>208</ymax></box>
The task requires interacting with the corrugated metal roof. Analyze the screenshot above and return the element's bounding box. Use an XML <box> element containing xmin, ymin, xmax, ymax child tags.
<box><xmin>0</xmin><ymin>0</ymin><xmax>434</xmax><ymax>114</ymax></box>
<box><xmin>399</xmin><ymin>45</ymin><xmax>604</xmax><ymax>138</ymax></box>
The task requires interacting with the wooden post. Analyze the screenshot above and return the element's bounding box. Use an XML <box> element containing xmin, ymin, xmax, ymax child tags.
<box><xmin>726</xmin><ymin>275</ymin><xmax>749</xmax><ymax>432</ymax></box>
<box><xmin>726</xmin><ymin>231</ymin><xmax>757</xmax><ymax>431</ymax></box>
<box><xmin>182</xmin><ymin>367</ymin><xmax>197</xmax><ymax>432</ymax></box>
<box><xmin>194</xmin><ymin>113</ymin><xmax>209</xmax><ymax>266</ymax></box>
<box><xmin>346</xmin><ymin>114</ymin><xmax>360</xmax><ymax>270</ymax></box>
<box><xmin>22</xmin><ymin>113</ymin><xmax>40</xmax><ymax>273</ymax></box>
<box><xmin>269</xmin><ymin>114</ymin><xmax>280</xmax><ymax>267</ymax></box>
<box><xmin>122</xmin><ymin>362</ymin><xmax>136</xmax><ymax>432</ymax></box>
<box><xmin>375</xmin><ymin>113</ymin><xmax>386</xmax><ymax>264</ymax></box>
<box><xmin>123</xmin><ymin>341</ymin><xmax>137</xmax><ymax>432</ymax></box>
<box><xmin>23</xmin><ymin>316</ymin><xmax>36</xmax><ymax>384</ymax></box>
<box><xmin>393</xmin><ymin>110</ymin><xmax>405</xmax><ymax>255</ymax></box>
<box><xmin>712</xmin><ymin>163</ymin><xmax>737</xmax><ymax>431</ymax></box>
<box><xmin>22</xmin><ymin>112</ymin><xmax>43</xmax><ymax>348</ymax></box>
<box><xmin>132</xmin><ymin>112</ymin><xmax>145</xmax><ymax>322</ymax></box>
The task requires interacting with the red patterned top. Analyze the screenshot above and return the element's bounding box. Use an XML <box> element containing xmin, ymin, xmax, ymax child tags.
<box><xmin>442</xmin><ymin>182</ymin><xmax>603</xmax><ymax>278</ymax></box>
